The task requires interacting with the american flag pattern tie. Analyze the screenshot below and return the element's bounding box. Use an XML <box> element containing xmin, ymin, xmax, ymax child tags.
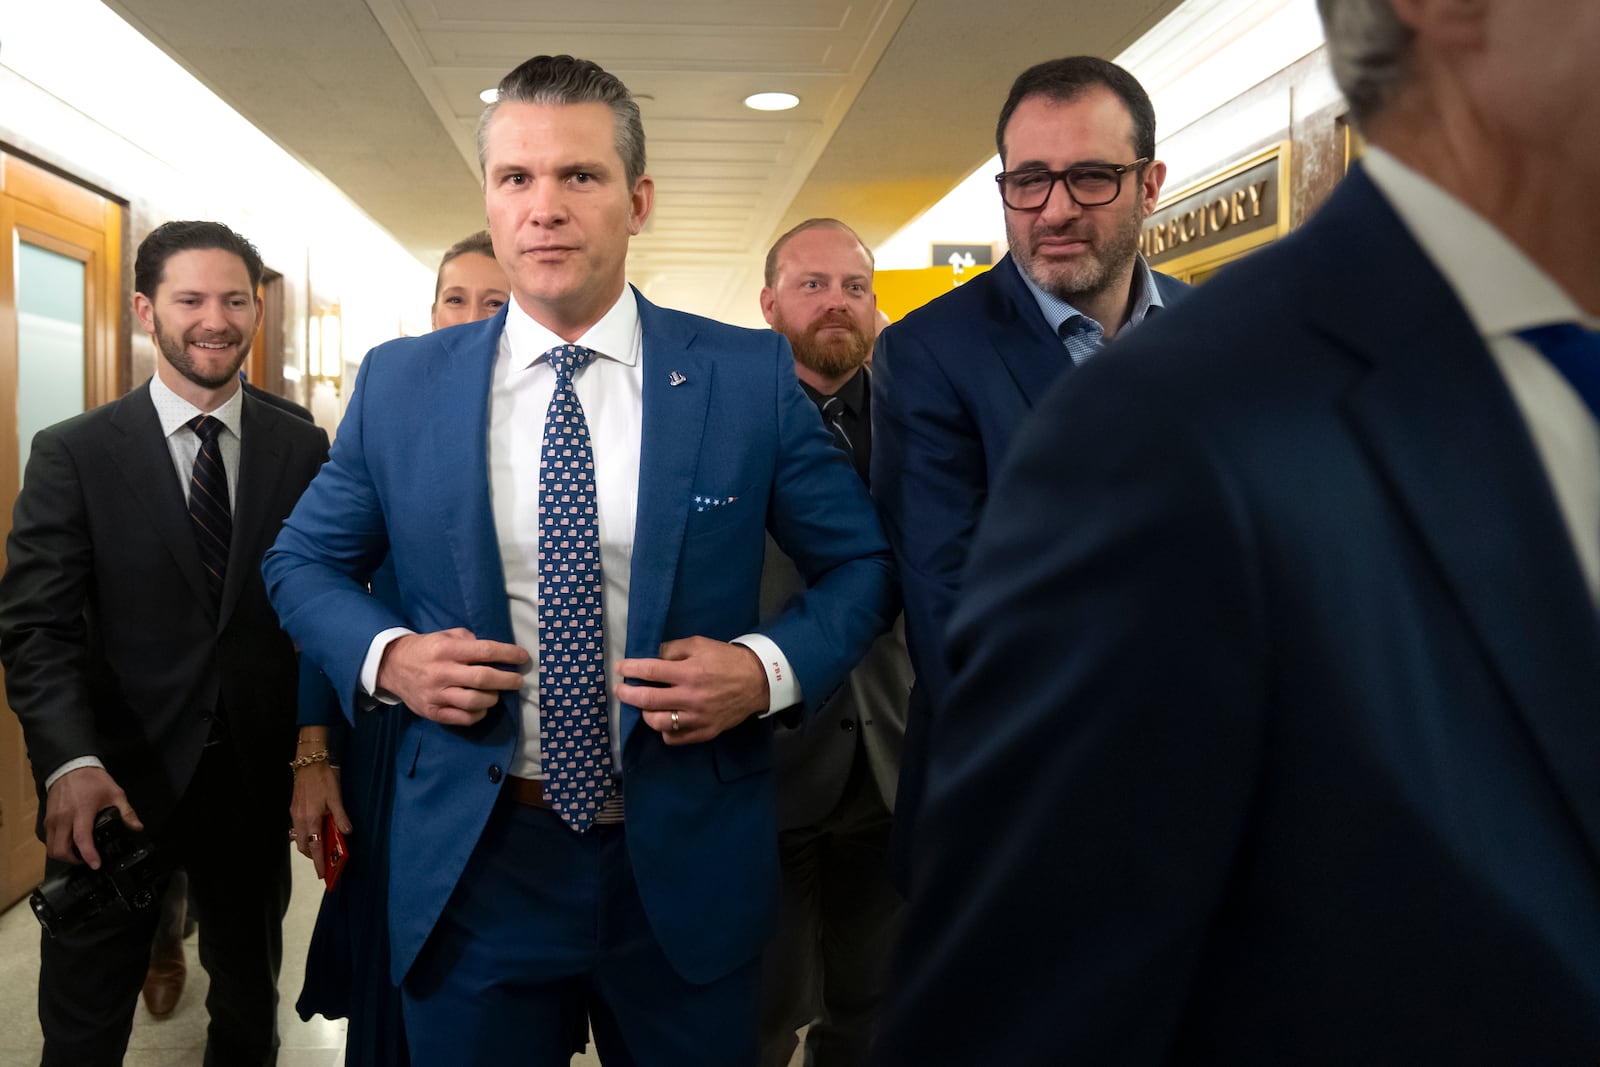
<box><xmin>537</xmin><ymin>344</ymin><xmax>616</xmax><ymax>831</ymax></box>
<box><xmin>186</xmin><ymin>414</ymin><xmax>231</xmax><ymax>607</ymax></box>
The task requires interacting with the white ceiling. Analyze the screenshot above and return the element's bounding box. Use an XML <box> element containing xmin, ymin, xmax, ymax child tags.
<box><xmin>102</xmin><ymin>0</ymin><xmax>1182</xmax><ymax>326</ymax></box>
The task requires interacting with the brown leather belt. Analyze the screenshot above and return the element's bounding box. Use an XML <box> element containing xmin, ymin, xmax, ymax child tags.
<box><xmin>505</xmin><ymin>775</ymin><xmax>625</xmax><ymax>824</ymax></box>
<box><xmin>504</xmin><ymin>775</ymin><xmax>550</xmax><ymax>808</ymax></box>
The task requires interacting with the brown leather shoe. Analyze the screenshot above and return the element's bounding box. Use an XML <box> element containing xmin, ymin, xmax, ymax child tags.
<box><xmin>142</xmin><ymin>936</ymin><xmax>187</xmax><ymax>1017</ymax></box>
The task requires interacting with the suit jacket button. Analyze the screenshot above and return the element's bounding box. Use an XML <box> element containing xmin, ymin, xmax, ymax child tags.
<box><xmin>487</xmin><ymin>764</ymin><xmax>503</xmax><ymax>784</ymax></box>
<box><xmin>840</xmin><ymin>719</ymin><xmax>856</xmax><ymax>733</ymax></box>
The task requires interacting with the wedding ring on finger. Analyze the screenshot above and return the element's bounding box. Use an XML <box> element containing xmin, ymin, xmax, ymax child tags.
<box><xmin>670</xmin><ymin>710</ymin><xmax>681</xmax><ymax>733</ymax></box>
<box><xmin>307</xmin><ymin>832</ymin><xmax>321</xmax><ymax>844</ymax></box>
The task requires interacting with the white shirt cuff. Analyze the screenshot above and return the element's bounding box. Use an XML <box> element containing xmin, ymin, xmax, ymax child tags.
<box><xmin>730</xmin><ymin>632</ymin><xmax>800</xmax><ymax>717</ymax></box>
<box><xmin>45</xmin><ymin>756</ymin><xmax>105</xmax><ymax>792</ymax></box>
<box><xmin>361</xmin><ymin>627</ymin><xmax>416</xmax><ymax>705</ymax></box>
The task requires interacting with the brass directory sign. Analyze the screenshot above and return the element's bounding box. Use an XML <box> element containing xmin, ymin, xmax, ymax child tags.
<box><xmin>1140</xmin><ymin>143</ymin><xmax>1291</xmax><ymax>282</ymax></box>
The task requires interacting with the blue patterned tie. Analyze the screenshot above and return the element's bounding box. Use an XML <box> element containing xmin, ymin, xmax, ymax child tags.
<box><xmin>537</xmin><ymin>344</ymin><xmax>615</xmax><ymax>831</ymax></box>
<box><xmin>1518</xmin><ymin>323</ymin><xmax>1600</xmax><ymax>422</ymax></box>
<box><xmin>186</xmin><ymin>414</ymin><xmax>230</xmax><ymax>607</ymax></box>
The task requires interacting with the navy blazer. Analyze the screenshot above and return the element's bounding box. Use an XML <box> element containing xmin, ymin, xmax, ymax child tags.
<box><xmin>871</xmin><ymin>254</ymin><xmax>1187</xmax><ymax>881</ymax></box>
<box><xmin>264</xmin><ymin>290</ymin><xmax>897</xmax><ymax>987</ymax></box>
<box><xmin>878</xmin><ymin>168</ymin><xmax>1600</xmax><ymax>1063</ymax></box>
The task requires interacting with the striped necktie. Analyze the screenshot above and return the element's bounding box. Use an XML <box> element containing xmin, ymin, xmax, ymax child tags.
<box><xmin>186</xmin><ymin>414</ymin><xmax>230</xmax><ymax>607</ymax></box>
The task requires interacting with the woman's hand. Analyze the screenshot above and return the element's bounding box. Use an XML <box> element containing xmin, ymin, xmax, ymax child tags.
<box><xmin>289</xmin><ymin>728</ymin><xmax>353</xmax><ymax>880</ymax></box>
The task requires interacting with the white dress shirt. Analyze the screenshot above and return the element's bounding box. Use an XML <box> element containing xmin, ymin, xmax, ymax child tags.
<box><xmin>362</xmin><ymin>287</ymin><xmax>798</xmax><ymax>779</ymax></box>
<box><xmin>150</xmin><ymin>372</ymin><xmax>243</xmax><ymax>511</ymax></box>
<box><xmin>1365</xmin><ymin>148</ymin><xmax>1600</xmax><ymax>606</ymax></box>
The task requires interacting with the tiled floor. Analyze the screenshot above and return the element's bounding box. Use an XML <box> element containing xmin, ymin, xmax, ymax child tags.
<box><xmin>0</xmin><ymin>860</ymin><xmax>811</xmax><ymax>1066</ymax></box>
<box><xmin>0</xmin><ymin>857</ymin><xmax>613</xmax><ymax>1066</ymax></box>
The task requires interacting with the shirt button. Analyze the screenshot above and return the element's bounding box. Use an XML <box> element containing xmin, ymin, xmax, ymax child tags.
<box><xmin>840</xmin><ymin>720</ymin><xmax>856</xmax><ymax>733</ymax></box>
<box><xmin>487</xmin><ymin>764</ymin><xmax>503</xmax><ymax>784</ymax></box>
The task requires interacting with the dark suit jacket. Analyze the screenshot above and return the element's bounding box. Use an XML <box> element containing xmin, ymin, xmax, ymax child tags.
<box><xmin>264</xmin><ymin>291</ymin><xmax>898</xmax><ymax>988</ymax></box>
<box><xmin>877</xmin><ymin>167</ymin><xmax>1600</xmax><ymax>1064</ymax></box>
<box><xmin>0</xmin><ymin>382</ymin><xmax>328</xmax><ymax>831</ymax></box>
<box><xmin>761</xmin><ymin>370</ymin><xmax>911</xmax><ymax>829</ymax></box>
<box><xmin>871</xmin><ymin>254</ymin><xmax>1188</xmax><ymax>881</ymax></box>
<box><xmin>243</xmin><ymin>381</ymin><xmax>315</xmax><ymax>424</ymax></box>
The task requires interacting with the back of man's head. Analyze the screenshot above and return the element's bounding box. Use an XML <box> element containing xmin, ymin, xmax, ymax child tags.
<box><xmin>134</xmin><ymin>220</ymin><xmax>264</xmax><ymax>298</ymax></box>
<box><xmin>476</xmin><ymin>54</ymin><xmax>647</xmax><ymax>187</ymax></box>
<box><xmin>996</xmin><ymin>56</ymin><xmax>1157</xmax><ymax>164</ymax></box>
<box><xmin>1318</xmin><ymin>0</ymin><xmax>1413</xmax><ymax>128</ymax></box>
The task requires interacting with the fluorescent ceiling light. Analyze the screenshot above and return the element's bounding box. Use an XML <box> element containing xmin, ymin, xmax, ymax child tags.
<box><xmin>479</xmin><ymin>87</ymin><xmax>498</xmax><ymax>103</ymax></box>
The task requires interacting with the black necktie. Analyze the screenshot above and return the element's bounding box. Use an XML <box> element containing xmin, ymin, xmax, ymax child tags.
<box><xmin>186</xmin><ymin>414</ymin><xmax>231</xmax><ymax>606</ymax></box>
<box><xmin>1518</xmin><ymin>323</ymin><xmax>1600</xmax><ymax>423</ymax></box>
<box><xmin>819</xmin><ymin>394</ymin><xmax>855</xmax><ymax>459</ymax></box>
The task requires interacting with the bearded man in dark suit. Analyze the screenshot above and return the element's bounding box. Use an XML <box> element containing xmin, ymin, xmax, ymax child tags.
<box><xmin>0</xmin><ymin>220</ymin><xmax>328</xmax><ymax>1066</ymax></box>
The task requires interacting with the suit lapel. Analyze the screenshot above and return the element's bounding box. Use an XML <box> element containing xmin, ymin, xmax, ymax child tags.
<box><xmin>985</xmin><ymin>255</ymin><xmax>1072</xmax><ymax>407</ymax></box>
<box><xmin>425</xmin><ymin>311</ymin><xmax>517</xmax><ymax>643</ymax></box>
<box><xmin>107</xmin><ymin>383</ymin><xmax>214</xmax><ymax>615</ymax></box>
<box><xmin>219</xmin><ymin>393</ymin><xmax>287</xmax><ymax>628</ymax></box>
<box><xmin>625</xmin><ymin>293</ymin><xmax>713</xmax><ymax>744</ymax></box>
<box><xmin>1322</xmin><ymin>170</ymin><xmax>1600</xmax><ymax>869</ymax></box>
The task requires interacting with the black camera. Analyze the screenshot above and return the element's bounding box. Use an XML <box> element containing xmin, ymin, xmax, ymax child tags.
<box><xmin>30</xmin><ymin>807</ymin><xmax>166</xmax><ymax>939</ymax></box>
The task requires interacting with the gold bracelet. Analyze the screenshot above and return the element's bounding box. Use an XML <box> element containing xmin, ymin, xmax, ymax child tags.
<box><xmin>290</xmin><ymin>750</ymin><xmax>330</xmax><ymax>770</ymax></box>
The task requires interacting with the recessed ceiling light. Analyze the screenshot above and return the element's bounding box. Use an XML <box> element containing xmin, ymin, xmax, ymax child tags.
<box><xmin>744</xmin><ymin>92</ymin><xmax>799</xmax><ymax>112</ymax></box>
<box><xmin>479</xmin><ymin>87</ymin><xmax>498</xmax><ymax>103</ymax></box>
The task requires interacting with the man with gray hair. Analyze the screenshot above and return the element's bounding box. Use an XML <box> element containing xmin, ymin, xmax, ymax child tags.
<box><xmin>877</xmin><ymin>1</ymin><xmax>1600</xmax><ymax>1062</ymax></box>
<box><xmin>265</xmin><ymin>55</ymin><xmax>896</xmax><ymax>1064</ymax></box>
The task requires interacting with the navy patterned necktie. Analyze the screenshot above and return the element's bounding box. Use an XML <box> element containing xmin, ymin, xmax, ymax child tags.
<box><xmin>1518</xmin><ymin>323</ymin><xmax>1600</xmax><ymax>423</ymax></box>
<box><xmin>537</xmin><ymin>344</ymin><xmax>616</xmax><ymax>831</ymax></box>
<box><xmin>186</xmin><ymin>414</ymin><xmax>231</xmax><ymax>606</ymax></box>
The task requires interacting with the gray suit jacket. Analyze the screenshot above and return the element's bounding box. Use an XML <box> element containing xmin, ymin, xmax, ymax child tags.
<box><xmin>761</xmin><ymin>365</ymin><xmax>911</xmax><ymax>830</ymax></box>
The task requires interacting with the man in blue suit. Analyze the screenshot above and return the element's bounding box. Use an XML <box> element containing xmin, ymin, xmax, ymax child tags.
<box><xmin>264</xmin><ymin>55</ymin><xmax>896</xmax><ymax>1065</ymax></box>
<box><xmin>871</xmin><ymin>56</ymin><xmax>1187</xmax><ymax>881</ymax></box>
<box><xmin>877</xmin><ymin>0</ymin><xmax>1600</xmax><ymax>1062</ymax></box>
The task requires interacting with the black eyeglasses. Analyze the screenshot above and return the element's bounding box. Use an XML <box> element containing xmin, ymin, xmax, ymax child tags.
<box><xmin>994</xmin><ymin>158</ymin><xmax>1150</xmax><ymax>210</ymax></box>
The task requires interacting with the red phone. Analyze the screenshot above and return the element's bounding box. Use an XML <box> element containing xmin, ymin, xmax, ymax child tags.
<box><xmin>322</xmin><ymin>814</ymin><xmax>349</xmax><ymax>892</ymax></box>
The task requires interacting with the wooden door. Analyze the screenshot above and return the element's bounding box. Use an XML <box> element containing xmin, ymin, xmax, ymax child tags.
<box><xmin>0</xmin><ymin>150</ymin><xmax>122</xmax><ymax>908</ymax></box>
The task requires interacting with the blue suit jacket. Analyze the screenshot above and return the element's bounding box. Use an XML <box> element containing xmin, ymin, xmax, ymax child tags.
<box><xmin>264</xmin><ymin>291</ymin><xmax>897</xmax><ymax>987</ymax></box>
<box><xmin>878</xmin><ymin>168</ymin><xmax>1600</xmax><ymax>1063</ymax></box>
<box><xmin>871</xmin><ymin>254</ymin><xmax>1188</xmax><ymax>881</ymax></box>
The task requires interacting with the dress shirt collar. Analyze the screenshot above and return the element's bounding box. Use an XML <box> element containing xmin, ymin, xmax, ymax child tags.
<box><xmin>501</xmin><ymin>286</ymin><xmax>643</xmax><ymax>370</ymax></box>
<box><xmin>1362</xmin><ymin>147</ymin><xmax>1597</xmax><ymax>335</ymax></box>
<box><xmin>149</xmin><ymin>371</ymin><xmax>245</xmax><ymax>440</ymax></box>
<box><xmin>1016</xmin><ymin>252</ymin><xmax>1166</xmax><ymax>340</ymax></box>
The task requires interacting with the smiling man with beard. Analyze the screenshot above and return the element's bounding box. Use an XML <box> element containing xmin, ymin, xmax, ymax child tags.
<box><xmin>870</xmin><ymin>57</ymin><xmax>1188</xmax><ymax>889</ymax></box>
<box><xmin>757</xmin><ymin>219</ymin><xmax>911</xmax><ymax>1067</ymax></box>
<box><xmin>0</xmin><ymin>220</ymin><xmax>328</xmax><ymax>1066</ymax></box>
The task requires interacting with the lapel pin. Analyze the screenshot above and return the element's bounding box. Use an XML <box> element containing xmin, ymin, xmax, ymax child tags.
<box><xmin>668</xmin><ymin>371</ymin><xmax>687</xmax><ymax>387</ymax></box>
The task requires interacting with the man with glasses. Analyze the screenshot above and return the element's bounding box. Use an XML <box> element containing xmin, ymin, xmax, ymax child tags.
<box><xmin>871</xmin><ymin>56</ymin><xmax>1186</xmax><ymax>887</ymax></box>
<box><xmin>879</xmin><ymin>0</ymin><xmax>1600</xmax><ymax>1060</ymax></box>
